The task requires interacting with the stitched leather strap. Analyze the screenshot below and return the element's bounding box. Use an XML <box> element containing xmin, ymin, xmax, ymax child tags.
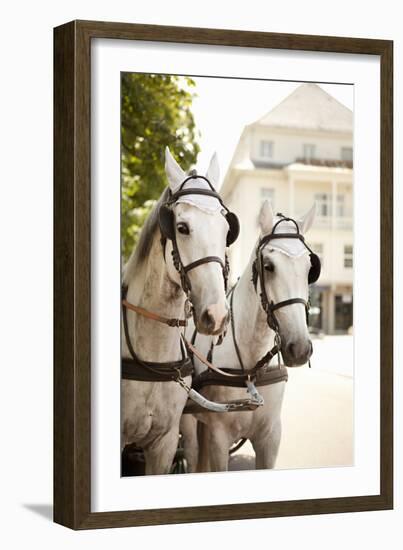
<box><xmin>122</xmin><ymin>356</ymin><xmax>193</xmax><ymax>381</ymax></box>
<box><xmin>184</xmin><ymin>256</ymin><xmax>225</xmax><ymax>273</ymax></box>
<box><xmin>192</xmin><ymin>365</ymin><xmax>288</xmax><ymax>391</ymax></box>
<box><xmin>185</xmin><ymin>338</ymin><xmax>244</xmax><ymax>378</ymax></box>
<box><xmin>122</xmin><ymin>300</ymin><xmax>187</xmax><ymax>327</ymax></box>
<box><xmin>170</xmin><ymin>188</ymin><xmax>223</xmax><ymax>203</ymax></box>
<box><xmin>269</xmin><ymin>298</ymin><xmax>308</xmax><ymax>312</ymax></box>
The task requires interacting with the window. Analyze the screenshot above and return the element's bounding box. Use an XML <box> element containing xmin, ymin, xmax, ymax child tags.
<box><xmin>260</xmin><ymin>140</ymin><xmax>273</xmax><ymax>158</ymax></box>
<box><xmin>315</xmin><ymin>193</ymin><xmax>346</xmax><ymax>217</ymax></box>
<box><xmin>303</xmin><ymin>143</ymin><xmax>316</xmax><ymax>160</ymax></box>
<box><xmin>315</xmin><ymin>193</ymin><xmax>331</xmax><ymax>217</ymax></box>
<box><xmin>260</xmin><ymin>187</ymin><xmax>275</xmax><ymax>206</ymax></box>
<box><xmin>336</xmin><ymin>194</ymin><xmax>345</xmax><ymax>217</ymax></box>
<box><xmin>344</xmin><ymin>245</ymin><xmax>353</xmax><ymax>268</ymax></box>
<box><xmin>341</xmin><ymin>147</ymin><xmax>353</xmax><ymax>162</ymax></box>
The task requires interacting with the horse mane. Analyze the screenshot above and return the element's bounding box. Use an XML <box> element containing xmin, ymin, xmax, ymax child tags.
<box><xmin>123</xmin><ymin>186</ymin><xmax>170</xmax><ymax>284</ymax></box>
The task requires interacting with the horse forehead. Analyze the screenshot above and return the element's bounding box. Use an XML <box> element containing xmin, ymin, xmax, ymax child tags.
<box><xmin>176</xmin><ymin>176</ymin><xmax>221</xmax><ymax>213</ymax></box>
<box><xmin>262</xmin><ymin>246</ymin><xmax>309</xmax><ymax>266</ymax></box>
<box><xmin>269</xmin><ymin>241</ymin><xmax>308</xmax><ymax>258</ymax></box>
<box><xmin>175</xmin><ymin>203</ymin><xmax>225</xmax><ymax>228</ymax></box>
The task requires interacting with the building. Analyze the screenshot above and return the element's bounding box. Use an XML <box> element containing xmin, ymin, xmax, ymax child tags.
<box><xmin>221</xmin><ymin>83</ymin><xmax>353</xmax><ymax>334</ymax></box>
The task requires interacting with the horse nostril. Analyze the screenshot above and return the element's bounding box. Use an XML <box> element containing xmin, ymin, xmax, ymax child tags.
<box><xmin>285</xmin><ymin>340</ymin><xmax>312</xmax><ymax>364</ymax></box>
<box><xmin>200</xmin><ymin>309</ymin><xmax>215</xmax><ymax>332</ymax></box>
<box><xmin>286</xmin><ymin>342</ymin><xmax>295</xmax><ymax>358</ymax></box>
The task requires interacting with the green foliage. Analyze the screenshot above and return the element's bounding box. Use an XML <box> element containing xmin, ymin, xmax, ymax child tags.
<box><xmin>121</xmin><ymin>73</ymin><xmax>200</xmax><ymax>259</ymax></box>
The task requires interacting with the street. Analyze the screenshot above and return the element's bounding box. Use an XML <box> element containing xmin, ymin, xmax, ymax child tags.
<box><xmin>229</xmin><ymin>335</ymin><xmax>354</xmax><ymax>470</ymax></box>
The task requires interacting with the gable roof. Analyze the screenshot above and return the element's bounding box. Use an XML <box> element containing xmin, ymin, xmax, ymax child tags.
<box><xmin>254</xmin><ymin>83</ymin><xmax>353</xmax><ymax>133</ymax></box>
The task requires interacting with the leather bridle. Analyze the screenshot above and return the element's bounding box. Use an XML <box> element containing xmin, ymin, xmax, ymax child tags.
<box><xmin>197</xmin><ymin>214</ymin><xmax>317</xmax><ymax>380</ymax></box>
<box><xmin>159</xmin><ymin>173</ymin><xmax>239</xmax><ymax>295</ymax></box>
<box><xmin>121</xmin><ymin>173</ymin><xmax>239</xmax><ymax>384</ymax></box>
<box><xmin>253</xmin><ymin>215</ymin><xmax>312</xmax><ymax>336</ymax></box>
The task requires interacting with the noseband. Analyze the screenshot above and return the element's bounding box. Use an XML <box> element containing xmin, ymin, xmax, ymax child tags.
<box><xmin>159</xmin><ymin>172</ymin><xmax>239</xmax><ymax>295</ymax></box>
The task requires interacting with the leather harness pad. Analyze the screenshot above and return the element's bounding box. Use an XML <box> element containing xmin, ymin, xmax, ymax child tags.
<box><xmin>192</xmin><ymin>365</ymin><xmax>288</xmax><ymax>392</ymax></box>
<box><xmin>122</xmin><ymin>356</ymin><xmax>193</xmax><ymax>381</ymax></box>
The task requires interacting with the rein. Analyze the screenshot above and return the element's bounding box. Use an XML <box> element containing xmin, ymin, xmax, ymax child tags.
<box><xmin>191</xmin><ymin>214</ymin><xmax>314</xmax><ymax>392</ymax></box>
<box><xmin>121</xmin><ymin>292</ymin><xmax>248</xmax><ymax>380</ymax></box>
<box><xmin>229</xmin><ymin>282</ymin><xmax>282</xmax><ymax>375</ymax></box>
<box><xmin>121</xmin><ymin>173</ymin><xmax>231</xmax><ymax>382</ymax></box>
<box><xmin>121</xmin><ymin>175</ymin><xmax>261</xmax><ymax>412</ymax></box>
<box><xmin>121</xmin><ymin>286</ymin><xmax>192</xmax><ymax>382</ymax></box>
<box><xmin>122</xmin><ymin>300</ymin><xmax>187</xmax><ymax>328</ymax></box>
<box><xmin>122</xmin><ymin>294</ymin><xmax>263</xmax><ymax>413</ymax></box>
<box><xmin>190</xmin><ymin>281</ymin><xmax>283</xmax><ymax>393</ymax></box>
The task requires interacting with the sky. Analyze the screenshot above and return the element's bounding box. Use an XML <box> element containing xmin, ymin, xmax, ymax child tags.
<box><xmin>185</xmin><ymin>77</ymin><xmax>353</xmax><ymax>185</ymax></box>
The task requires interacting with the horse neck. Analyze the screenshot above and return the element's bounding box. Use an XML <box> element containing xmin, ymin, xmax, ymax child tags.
<box><xmin>123</xmin><ymin>235</ymin><xmax>186</xmax><ymax>362</ymax></box>
<box><xmin>231</xmin><ymin>253</ymin><xmax>274</xmax><ymax>370</ymax></box>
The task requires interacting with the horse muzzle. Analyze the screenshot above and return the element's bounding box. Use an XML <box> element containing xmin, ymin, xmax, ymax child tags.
<box><xmin>195</xmin><ymin>304</ymin><xmax>230</xmax><ymax>336</ymax></box>
<box><xmin>281</xmin><ymin>338</ymin><xmax>313</xmax><ymax>367</ymax></box>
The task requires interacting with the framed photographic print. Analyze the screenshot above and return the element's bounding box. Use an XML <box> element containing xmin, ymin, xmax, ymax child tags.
<box><xmin>54</xmin><ymin>20</ymin><xmax>393</xmax><ymax>529</ymax></box>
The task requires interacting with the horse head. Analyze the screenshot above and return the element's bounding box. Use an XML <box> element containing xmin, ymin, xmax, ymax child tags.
<box><xmin>256</xmin><ymin>200</ymin><xmax>319</xmax><ymax>366</ymax></box>
<box><xmin>162</xmin><ymin>148</ymin><xmax>239</xmax><ymax>336</ymax></box>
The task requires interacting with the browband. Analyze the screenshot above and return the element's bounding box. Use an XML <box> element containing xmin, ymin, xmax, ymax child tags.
<box><xmin>167</xmin><ymin>188</ymin><xmax>227</xmax><ymax>211</ymax></box>
<box><xmin>178</xmin><ymin>174</ymin><xmax>216</xmax><ymax>191</ymax></box>
<box><xmin>257</xmin><ymin>232</ymin><xmax>316</xmax><ymax>256</ymax></box>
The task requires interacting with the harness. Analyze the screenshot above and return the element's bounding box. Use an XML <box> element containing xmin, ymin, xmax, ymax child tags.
<box><xmin>121</xmin><ymin>285</ymin><xmax>193</xmax><ymax>382</ymax></box>
<box><xmin>121</xmin><ymin>205</ymin><xmax>320</xmax><ymax>414</ymax></box>
<box><xmin>121</xmin><ymin>173</ymin><xmax>239</xmax><ymax>389</ymax></box>
<box><xmin>191</xmin><ymin>214</ymin><xmax>321</xmax><ymax>394</ymax></box>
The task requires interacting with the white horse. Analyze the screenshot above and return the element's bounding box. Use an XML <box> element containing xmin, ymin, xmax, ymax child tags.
<box><xmin>181</xmin><ymin>200</ymin><xmax>316</xmax><ymax>472</ymax></box>
<box><xmin>122</xmin><ymin>148</ymin><xmax>232</xmax><ymax>475</ymax></box>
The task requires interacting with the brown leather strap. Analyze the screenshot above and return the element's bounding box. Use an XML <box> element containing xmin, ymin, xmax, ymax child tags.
<box><xmin>184</xmin><ymin>338</ymin><xmax>245</xmax><ymax>378</ymax></box>
<box><xmin>122</xmin><ymin>300</ymin><xmax>187</xmax><ymax>327</ymax></box>
<box><xmin>192</xmin><ymin>365</ymin><xmax>288</xmax><ymax>391</ymax></box>
<box><xmin>269</xmin><ymin>298</ymin><xmax>308</xmax><ymax>312</ymax></box>
<box><xmin>184</xmin><ymin>256</ymin><xmax>225</xmax><ymax>273</ymax></box>
<box><xmin>122</xmin><ymin>356</ymin><xmax>193</xmax><ymax>381</ymax></box>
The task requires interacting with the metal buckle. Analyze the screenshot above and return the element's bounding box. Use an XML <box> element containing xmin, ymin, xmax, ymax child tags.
<box><xmin>176</xmin><ymin>375</ymin><xmax>191</xmax><ymax>392</ymax></box>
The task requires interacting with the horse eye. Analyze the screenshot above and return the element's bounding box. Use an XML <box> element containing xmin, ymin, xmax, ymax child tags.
<box><xmin>264</xmin><ymin>262</ymin><xmax>275</xmax><ymax>273</ymax></box>
<box><xmin>177</xmin><ymin>222</ymin><xmax>190</xmax><ymax>235</ymax></box>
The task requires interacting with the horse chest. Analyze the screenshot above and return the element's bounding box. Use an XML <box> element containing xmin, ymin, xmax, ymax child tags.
<box><xmin>122</xmin><ymin>379</ymin><xmax>189</xmax><ymax>446</ymax></box>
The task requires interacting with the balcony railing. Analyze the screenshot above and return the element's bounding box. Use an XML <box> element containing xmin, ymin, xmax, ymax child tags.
<box><xmin>295</xmin><ymin>157</ymin><xmax>353</xmax><ymax>169</ymax></box>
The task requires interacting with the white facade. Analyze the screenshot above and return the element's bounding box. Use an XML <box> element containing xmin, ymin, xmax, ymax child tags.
<box><xmin>221</xmin><ymin>84</ymin><xmax>353</xmax><ymax>334</ymax></box>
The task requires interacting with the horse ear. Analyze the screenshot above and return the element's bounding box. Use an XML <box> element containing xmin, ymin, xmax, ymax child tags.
<box><xmin>298</xmin><ymin>203</ymin><xmax>316</xmax><ymax>234</ymax></box>
<box><xmin>206</xmin><ymin>152</ymin><xmax>220</xmax><ymax>189</ymax></box>
<box><xmin>258</xmin><ymin>200</ymin><xmax>274</xmax><ymax>235</ymax></box>
<box><xmin>165</xmin><ymin>146</ymin><xmax>185</xmax><ymax>192</ymax></box>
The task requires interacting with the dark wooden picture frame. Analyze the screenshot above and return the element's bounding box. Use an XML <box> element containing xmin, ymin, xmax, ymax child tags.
<box><xmin>54</xmin><ymin>20</ymin><xmax>393</xmax><ymax>529</ymax></box>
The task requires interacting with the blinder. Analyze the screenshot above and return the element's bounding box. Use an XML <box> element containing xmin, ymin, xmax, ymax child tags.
<box><xmin>308</xmin><ymin>252</ymin><xmax>321</xmax><ymax>285</ymax></box>
<box><xmin>158</xmin><ymin>204</ymin><xmax>176</xmax><ymax>241</ymax></box>
<box><xmin>225</xmin><ymin>211</ymin><xmax>240</xmax><ymax>247</ymax></box>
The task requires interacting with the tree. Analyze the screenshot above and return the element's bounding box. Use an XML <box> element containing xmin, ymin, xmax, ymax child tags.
<box><xmin>121</xmin><ymin>73</ymin><xmax>200</xmax><ymax>259</ymax></box>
